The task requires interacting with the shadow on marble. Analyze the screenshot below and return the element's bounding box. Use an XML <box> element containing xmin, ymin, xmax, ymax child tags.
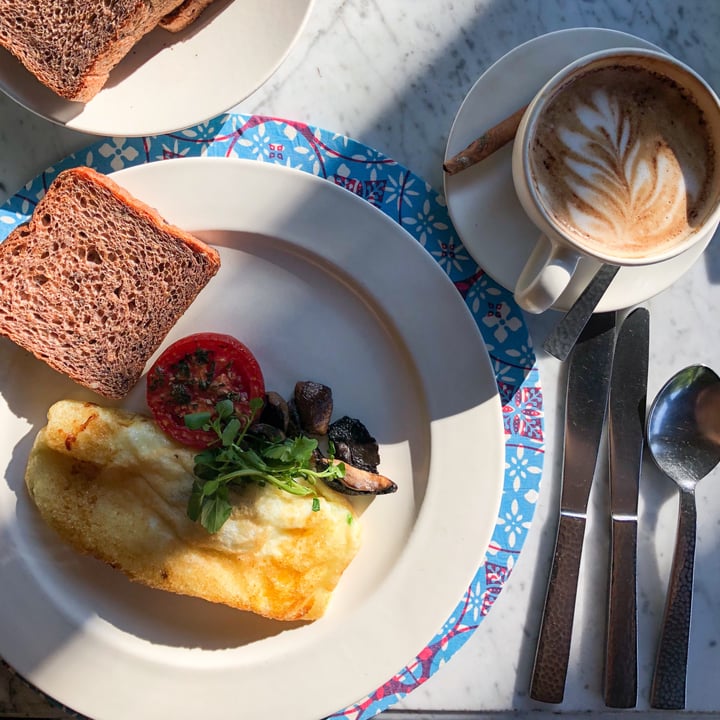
<box><xmin>701</xmin><ymin>227</ymin><xmax>720</xmax><ymax>285</ymax></box>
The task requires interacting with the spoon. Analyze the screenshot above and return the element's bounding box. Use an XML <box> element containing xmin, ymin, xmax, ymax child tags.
<box><xmin>646</xmin><ymin>364</ymin><xmax>720</xmax><ymax>709</ymax></box>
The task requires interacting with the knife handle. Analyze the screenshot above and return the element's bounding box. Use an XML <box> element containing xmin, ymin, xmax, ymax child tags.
<box><xmin>530</xmin><ymin>513</ymin><xmax>586</xmax><ymax>703</ymax></box>
<box><xmin>604</xmin><ymin>517</ymin><xmax>637</xmax><ymax>707</ymax></box>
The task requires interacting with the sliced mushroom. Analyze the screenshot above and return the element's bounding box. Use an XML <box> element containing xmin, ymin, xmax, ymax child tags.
<box><xmin>286</xmin><ymin>398</ymin><xmax>302</xmax><ymax>438</ymax></box>
<box><xmin>249</xmin><ymin>423</ymin><xmax>286</xmax><ymax>443</ymax></box>
<box><xmin>319</xmin><ymin>458</ymin><xmax>397</xmax><ymax>496</ymax></box>
<box><xmin>328</xmin><ymin>416</ymin><xmax>380</xmax><ymax>473</ymax></box>
<box><xmin>294</xmin><ymin>381</ymin><xmax>333</xmax><ymax>435</ymax></box>
<box><xmin>259</xmin><ymin>391</ymin><xmax>290</xmax><ymax>432</ymax></box>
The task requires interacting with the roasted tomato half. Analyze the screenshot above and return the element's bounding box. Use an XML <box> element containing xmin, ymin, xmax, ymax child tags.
<box><xmin>147</xmin><ymin>332</ymin><xmax>265</xmax><ymax>447</ymax></box>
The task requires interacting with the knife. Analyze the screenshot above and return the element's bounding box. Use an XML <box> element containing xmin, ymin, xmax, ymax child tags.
<box><xmin>604</xmin><ymin>307</ymin><xmax>650</xmax><ymax>708</ymax></box>
<box><xmin>530</xmin><ymin>311</ymin><xmax>616</xmax><ymax>703</ymax></box>
<box><xmin>542</xmin><ymin>263</ymin><xmax>620</xmax><ymax>362</ymax></box>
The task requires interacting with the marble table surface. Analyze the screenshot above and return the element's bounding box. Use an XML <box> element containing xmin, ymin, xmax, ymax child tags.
<box><xmin>1</xmin><ymin>0</ymin><xmax>720</xmax><ymax>718</ymax></box>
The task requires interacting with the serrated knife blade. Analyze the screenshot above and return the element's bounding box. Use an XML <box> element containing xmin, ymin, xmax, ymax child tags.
<box><xmin>604</xmin><ymin>307</ymin><xmax>650</xmax><ymax>708</ymax></box>
<box><xmin>530</xmin><ymin>311</ymin><xmax>616</xmax><ymax>704</ymax></box>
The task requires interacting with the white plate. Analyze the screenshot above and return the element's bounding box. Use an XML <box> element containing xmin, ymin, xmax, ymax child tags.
<box><xmin>0</xmin><ymin>0</ymin><xmax>313</xmax><ymax>137</ymax></box>
<box><xmin>444</xmin><ymin>28</ymin><xmax>713</xmax><ymax>313</ymax></box>
<box><xmin>0</xmin><ymin>157</ymin><xmax>504</xmax><ymax>720</ymax></box>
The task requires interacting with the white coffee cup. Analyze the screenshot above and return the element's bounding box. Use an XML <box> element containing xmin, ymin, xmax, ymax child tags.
<box><xmin>511</xmin><ymin>47</ymin><xmax>720</xmax><ymax>314</ymax></box>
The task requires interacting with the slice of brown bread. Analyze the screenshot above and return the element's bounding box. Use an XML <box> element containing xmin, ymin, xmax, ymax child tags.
<box><xmin>0</xmin><ymin>0</ymin><xmax>186</xmax><ymax>102</ymax></box>
<box><xmin>0</xmin><ymin>166</ymin><xmax>221</xmax><ymax>399</ymax></box>
<box><xmin>159</xmin><ymin>0</ymin><xmax>218</xmax><ymax>32</ymax></box>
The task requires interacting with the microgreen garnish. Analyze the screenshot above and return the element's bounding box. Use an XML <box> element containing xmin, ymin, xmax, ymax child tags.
<box><xmin>185</xmin><ymin>397</ymin><xmax>345</xmax><ymax>533</ymax></box>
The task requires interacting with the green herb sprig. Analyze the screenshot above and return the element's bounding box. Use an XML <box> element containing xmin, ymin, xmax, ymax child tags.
<box><xmin>184</xmin><ymin>398</ymin><xmax>345</xmax><ymax>534</ymax></box>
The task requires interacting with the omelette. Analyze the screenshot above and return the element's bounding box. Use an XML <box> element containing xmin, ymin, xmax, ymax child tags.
<box><xmin>25</xmin><ymin>400</ymin><xmax>362</xmax><ymax>621</ymax></box>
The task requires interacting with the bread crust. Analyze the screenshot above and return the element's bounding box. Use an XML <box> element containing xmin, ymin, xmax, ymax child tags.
<box><xmin>159</xmin><ymin>0</ymin><xmax>218</xmax><ymax>32</ymax></box>
<box><xmin>0</xmin><ymin>0</ymin><xmax>186</xmax><ymax>101</ymax></box>
<box><xmin>0</xmin><ymin>166</ymin><xmax>221</xmax><ymax>398</ymax></box>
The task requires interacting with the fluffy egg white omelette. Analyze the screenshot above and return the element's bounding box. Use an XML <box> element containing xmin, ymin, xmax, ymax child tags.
<box><xmin>24</xmin><ymin>400</ymin><xmax>362</xmax><ymax>621</ymax></box>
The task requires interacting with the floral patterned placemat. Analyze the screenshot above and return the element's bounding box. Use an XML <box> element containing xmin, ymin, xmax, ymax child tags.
<box><xmin>0</xmin><ymin>113</ymin><xmax>545</xmax><ymax>720</ymax></box>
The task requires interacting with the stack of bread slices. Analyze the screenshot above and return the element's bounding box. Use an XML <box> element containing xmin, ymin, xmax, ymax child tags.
<box><xmin>0</xmin><ymin>0</ymin><xmax>219</xmax><ymax>102</ymax></box>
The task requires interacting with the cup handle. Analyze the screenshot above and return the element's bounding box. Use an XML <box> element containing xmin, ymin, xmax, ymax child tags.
<box><xmin>514</xmin><ymin>235</ymin><xmax>581</xmax><ymax>313</ymax></box>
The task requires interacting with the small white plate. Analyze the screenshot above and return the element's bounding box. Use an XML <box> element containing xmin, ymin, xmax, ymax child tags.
<box><xmin>0</xmin><ymin>0</ymin><xmax>313</xmax><ymax>137</ymax></box>
<box><xmin>0</xmin><ymin>157</ymin><xmax>504</xmax><ymax>720</ymax></box>
<box><xmin>444</xmin><ymin>28</ymin><xmax>712</xmax><ymax>313</ymax></box>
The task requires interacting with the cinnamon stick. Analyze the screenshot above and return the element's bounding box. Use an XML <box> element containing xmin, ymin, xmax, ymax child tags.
<box><xmin>443</xmin><ymin>105</ymin><xmax>528</xmax><ymax>175</ymax></box>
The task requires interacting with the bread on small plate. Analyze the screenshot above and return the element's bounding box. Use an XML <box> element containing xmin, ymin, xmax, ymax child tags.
<box><xmin>0</xmin><ymin>0</ymin><xmax>189</xmax><ymax>101</ymax></box>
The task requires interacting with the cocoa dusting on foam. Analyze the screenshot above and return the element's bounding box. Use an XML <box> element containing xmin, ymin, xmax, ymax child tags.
<box><xmin>530</xmin><ymin>62</ymin><xmax>716</xmax><ymax>259</ymax></box>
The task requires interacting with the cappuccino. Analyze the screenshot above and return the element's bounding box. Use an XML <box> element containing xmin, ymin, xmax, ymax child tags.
<box><xmin>529</xmin><ymin>60</ymin><xmax>717</xmax><ymax>259</ymax></box>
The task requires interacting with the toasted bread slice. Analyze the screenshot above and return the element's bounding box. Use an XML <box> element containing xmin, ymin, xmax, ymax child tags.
<box><xmin>0</xmin><ymin>0</ymin><xmax>186</xmax><ymax>101</ymax></box>
<box><xmin>0</xmin><ymin>166</ymin><xmax>220</xmax><ymax>398</ymax></box>
<box><xmin>159</xmin><ymin>0</ymin><xmax>218</xmax><ymax>32</ymax></box>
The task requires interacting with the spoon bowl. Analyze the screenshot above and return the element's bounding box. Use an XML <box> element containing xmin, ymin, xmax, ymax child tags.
<box><xmin>646</xmin><ymin>364</ymin><xmax>720</xmax><ymax>709</ymax></box>
<box><xmin>647</xmin><ymin>364</ymin><xmax>720</xmax><ymax>490</ymax></box>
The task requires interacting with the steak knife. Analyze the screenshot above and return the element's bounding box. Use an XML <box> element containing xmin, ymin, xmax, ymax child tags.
<box><xmin>604</xmin><ymin>307</ymin><xmax>650</xmax><ymax>708</ymax></box>
<box><xmin>530</xmin><ymin>311</ymin><xmax>616</xmax><ymax>703</ymax></box>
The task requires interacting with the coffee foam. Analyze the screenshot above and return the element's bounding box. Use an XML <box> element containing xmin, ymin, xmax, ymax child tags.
<box><xmin>530</xmin><ymin>63</ymin><xmax>716</xmax><ymax>259</ymax></box>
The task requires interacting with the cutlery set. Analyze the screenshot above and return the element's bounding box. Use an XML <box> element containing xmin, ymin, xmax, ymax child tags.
<box><xmin>463</xmin><ymin>34</ymin><xmax>720</xmax><ymax>710</ymax></box>
<box><xmin>530</xmin><ymin>307</ymin><xmax>720</xmax><ymax>709</ymax></box>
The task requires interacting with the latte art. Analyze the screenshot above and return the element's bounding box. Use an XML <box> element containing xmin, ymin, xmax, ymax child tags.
<box><xmin>530</xmin><ymin>64</ymin><xmax>716</xmax><ymax>259</ymax></box>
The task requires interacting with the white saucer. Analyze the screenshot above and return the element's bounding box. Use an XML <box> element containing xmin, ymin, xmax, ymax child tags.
<box><xmin>443</xmin><ymin>28</ymin><xmax>712</xmax><ymax>313</ymax></box>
